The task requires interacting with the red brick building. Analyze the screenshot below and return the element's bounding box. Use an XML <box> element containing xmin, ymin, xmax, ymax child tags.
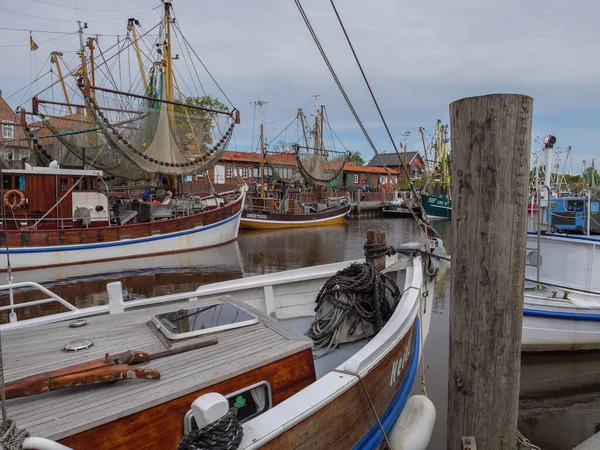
<box><xmin>0</xmin><ymin>90</ymin><xmax>31</xmax><ymax>167</ymax></box>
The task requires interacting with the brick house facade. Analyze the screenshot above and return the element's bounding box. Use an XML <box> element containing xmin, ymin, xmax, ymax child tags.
<box><xmin>0</xmin><ymin>90</ymin><xmax>32</xmax><ymax>168</ymax></box>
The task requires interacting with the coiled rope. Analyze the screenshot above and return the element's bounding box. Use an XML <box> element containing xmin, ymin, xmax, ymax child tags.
<box><xmin>177</xmin><ymin>408</ymin><xmax>243</xmax><ymax>450</ymax></box>
<box><xmin>306</xmin><ymin>262</ymin><xmax>400</xmax><ymax>357</ymax></box>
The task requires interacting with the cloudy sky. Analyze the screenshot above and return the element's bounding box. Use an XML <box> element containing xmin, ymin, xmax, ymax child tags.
<box><xmin>1</xmin><ymin>0</ymin><xmax>599</xmax><ymax>172</ymax></box>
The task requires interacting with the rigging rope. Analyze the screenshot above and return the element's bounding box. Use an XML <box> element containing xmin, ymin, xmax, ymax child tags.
<box><xmin>177</xmin><ymin>408</ymin><xmax>243</xmax><ymax>450</ymax></box>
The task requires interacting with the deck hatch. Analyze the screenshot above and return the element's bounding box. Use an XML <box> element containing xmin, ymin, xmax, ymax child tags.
<box><xmin>151</xmin><ymin>302</ymin><xmax>259</xmax><ymax>340</ymax></box>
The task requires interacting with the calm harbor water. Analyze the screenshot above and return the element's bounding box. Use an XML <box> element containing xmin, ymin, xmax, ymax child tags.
<box><xmin>2</xmin><ymin>217</ymin><xmax>599</xmax><ymax>449</ymax></box>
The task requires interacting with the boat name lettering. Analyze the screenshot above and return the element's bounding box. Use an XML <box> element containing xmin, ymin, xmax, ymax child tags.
<box><xmin>246</xmin><ymin>214</ymin><xmax>268</xmax><ymax>219</ymax></box>
<box><xmin>389</xmin><ymin>334</ymin><xmax>413</xmax><ymax>387</ymax></box>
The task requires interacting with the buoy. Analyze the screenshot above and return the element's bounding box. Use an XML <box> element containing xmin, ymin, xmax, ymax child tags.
<box><xmin>388</xmin><ymin>395</ymin><xmax>436</xmax><ymax>450</ymax></box>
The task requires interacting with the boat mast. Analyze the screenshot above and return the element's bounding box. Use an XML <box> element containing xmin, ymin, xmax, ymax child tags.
<box><xmin>313</xmin><ymin>95</ymin><xmax>319</xmax><ymax>155</ymax></box>
<box><xmin>251</xmin><ymin>98</ymin><xmax>268</xmax><ymax>198</ymax></box>
<box><xmin>127</xmin><ymin>19</ymin><xmax>149</xmax><ymax>92</ymax></box>
<box><xmin>319</xmin><ymin>105</ymin><xmax>325</xmax><ymax>156</ymax></box>
<box><xmin>298</xmin><ymin>108</ymin><xmax>309</xmax><ymax>151</ymax></box>
<box><xmin>77</xmin><ymin>21</ymin><xmax>88</xmax><ymax>116</ymax></box>
<box><xmin>50</xmin><ymin>52</ymin><xmax>73</xmax><ymax>116</ymax></box>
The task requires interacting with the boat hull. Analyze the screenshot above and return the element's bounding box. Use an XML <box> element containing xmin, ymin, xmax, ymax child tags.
<box><xmin>0</xmin><ymin>190</ymin><xmax>246</xmax><ymax>271</ymax></box>
<box><xmin>421</xmin><ymin>194</ymin><xmax>452</xmax><ymax>219</ymax></box>
<box><xmin>240</xmin><ymin>204</ymin><xmax>350</xmax><ymax>230</ymax></box>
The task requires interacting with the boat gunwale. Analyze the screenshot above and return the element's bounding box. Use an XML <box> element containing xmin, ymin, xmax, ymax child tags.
<box><xmin>238</xmin><ymin>255</ymin><xmax>423</xmax><ymax>448</ymax></box>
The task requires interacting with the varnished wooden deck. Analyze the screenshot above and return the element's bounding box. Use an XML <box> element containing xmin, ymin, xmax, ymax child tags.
<box><xmin>3</xmin><ymin>296</ymin><xmax>313</xmax><ymax>442</ymax></box>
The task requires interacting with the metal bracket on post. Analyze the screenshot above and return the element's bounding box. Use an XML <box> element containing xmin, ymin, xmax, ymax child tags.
<box><xmin>107</xmin><ymin>281</ymin><xmax>125</xmax><ymax>314</ymax></box>
<box><xmin>461</xmin><ymin>436</ymin><xmax>477</xmax><ymax>450</ymax></box>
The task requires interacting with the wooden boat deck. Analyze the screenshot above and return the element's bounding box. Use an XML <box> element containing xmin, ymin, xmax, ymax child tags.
<box><xmin>2</xmin><ymin>295</ymin><xmax>313</xmax><ymax>441</ymax></box>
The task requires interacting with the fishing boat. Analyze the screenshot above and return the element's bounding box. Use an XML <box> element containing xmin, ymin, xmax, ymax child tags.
<box><xmin>2</xmin><ymin>1</ymin><xmax>246</xmax><ymax>271</ymax></box>
<box><xmin>382</xmin><ymin>191</ymin><xmax>423</xmax><ymax>218</ymax></box>
<box><xmin>421</xmin><ymin>121</ymin><xmax>452</xmax><ymax>219</ymax></box>
<box><xmin>240</xmin><ymin>100</ymin><xmax>351</xmax><ymax>230</ymax></box>
<box><xmin>522</xmin><ymin>135</ymin><xmax>600</xmax><ymax>351</ymax></box>
<box><xmin>0</xmin><ymin>234</ymin><xmax>445</xmax><ymax>450</ymax></box>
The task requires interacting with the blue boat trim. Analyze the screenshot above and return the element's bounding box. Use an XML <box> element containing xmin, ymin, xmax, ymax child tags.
<box><xmin>527</xmin><ymin>232</ymin><xmax>600</xmax><ymax>244</ymax></box>
<box><xmin>523</xmin><ymin>307</ymin><xmax>600</xmax><ymax>321</ymax></box>
<box><xmin>0</xmin><ymin>209</ymin><xmax>242</xmax><ymax>254</ymax></box>
<box><xmin>354</xmin><ymin>318</ymin><xmax>420</xmax><ymax>450</ymax></box>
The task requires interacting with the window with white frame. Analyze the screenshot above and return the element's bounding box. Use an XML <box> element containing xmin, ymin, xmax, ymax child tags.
<box><xmin>392</xmin><ymin>177</ymin><xmax>397</xmax><ymax>184</ymax></box>
<box><xmin>3</xmin><ymin>149</ymin><xmax>13</xmax><ymax>161</ymax></box>
<box><xmin>353</xmin><ymin>174</ymin><xmax>359</xmax><ymax>184</ymax></box>
<box><xmin>379</xmin><ymin>176</ymin><xmax>387</xmax><ymax>184</ymax></box>
<box><xmin>19</xmin><ymin>149</ymin><xmax>30</xmax><ymax>161</ymax></box>
<box><xmin>240</xmin><ymin>167</ymin><xmax>249</xmax><ymax>178</ymax></box>
<box><xmin>2</xmin><ymin>122</ymin><xmax>14</xmax><ymax>140</ymax></box>
<box><xmin>226</xmin><ymin>167</ymin><xmax>234</xmax><ymax>178</ymax></box>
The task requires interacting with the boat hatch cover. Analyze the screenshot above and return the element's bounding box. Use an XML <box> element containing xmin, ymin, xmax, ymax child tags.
<box><xmin>68</xmin><ymin>319</ymin><xmax>88</xmax><ymax>328</ymax></box>
<box><xmin>151</xmin><ymin>302</ymin><xmax>259</xmax><ymax>340</ymax></box>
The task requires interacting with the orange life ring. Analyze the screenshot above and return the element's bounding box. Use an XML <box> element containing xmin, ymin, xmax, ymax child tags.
<box><xmin>4</xmin><ymin>190</ymin><xmax>25</xmax><ymax>210</ymax></box>
<box><xmin>273</xmin><ymin>200</ymin><xmax>281</xmax><ymax>211</ymax></box>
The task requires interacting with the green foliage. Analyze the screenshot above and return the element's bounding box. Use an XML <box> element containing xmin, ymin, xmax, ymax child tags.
<box><xmin>350</xmin><ymin>151</ymin><xmax>365</xmax><ymax>166</ymax></box>
<box><xmin>583</xmin><ymin>167</ymin><xmax>600</xmax><ymax>186</ymax></box>
<box><xmin>174</xmin><ymin>95</ymin><xmax>229</xmax><ymax>152</ymax></box>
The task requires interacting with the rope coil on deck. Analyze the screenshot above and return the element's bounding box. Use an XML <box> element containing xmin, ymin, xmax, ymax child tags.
<box><xmin>177</xmin><ymin>408</ymin><xmax>243</xmax><ymax>450</ymax></box>
<box><xmin>306</xmin><ymin>262</ymin><xmax>400</xmax><ymax>357</ymax></box>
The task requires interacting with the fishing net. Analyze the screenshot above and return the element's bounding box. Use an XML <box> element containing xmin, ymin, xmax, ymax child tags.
<box><xmin>264</xmin><ymin>150</ymin><xmax>304</xmax><ymax>184</ymax></box>
<box><xmin>295</xmin><ymin>144</ymin><xmax>347</xmax><ymax>186</ymax></box>
<box><xmin>83</xmin><ymin>69</ymin><xmax>236</xmax><ymax>177</ymax></box>
<box><xmin>34</xmin><ymin>106</ymin><xmax>147</xmax><ymax>179</ymax></box>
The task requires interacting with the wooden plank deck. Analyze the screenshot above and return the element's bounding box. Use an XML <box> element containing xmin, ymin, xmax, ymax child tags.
<box><xmin>3</xmin><ymin>295</ymin><xmax>313</xmax><ymax>441</ymax></box>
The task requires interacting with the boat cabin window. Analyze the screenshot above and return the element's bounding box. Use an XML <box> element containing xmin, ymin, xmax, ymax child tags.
<box><xmin>81</xmin><ymin>177</ymin><xmax>88</xmax><ymax>191</ymax></box>
<box><xmin>566</xmin><ymin>200</ymin><xmax>584</xmax><ymax>212</ymax></box>
<box><xmin>183</xmin><ymin>382</ymin><xmax>272</xmax><ymax>434</ymax></box>
<box><xmin>72</xmin><ymin>178</ymin><xmax>80</xmax><ymax>190</ymax></box>
<box><xmin>151</xmin><ymin>303</ymin><xmax>258</xmax><ymax>340</ymax></box>
<box><xmin>60</xmin><ymin>178</ymin><xmax>68</xmax><ymax>192</ymax></box>
<box><xmin>592</xmin><ymin>202</ymin><xmax>600</xmax><ymax>213</ymax></box>
<box><xmin>1</xmin><ymin>176</ymin><xmax>25</xmax><ymax>190</ymax></box>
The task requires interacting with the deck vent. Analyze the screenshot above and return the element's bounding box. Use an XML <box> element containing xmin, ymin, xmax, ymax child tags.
<box><xmin>63</xmin><ymin>338</ymin><xmax>93</xmax><ymax>352</ymax></box>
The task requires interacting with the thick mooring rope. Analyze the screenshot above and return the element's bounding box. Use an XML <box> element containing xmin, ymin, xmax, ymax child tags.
<box><xmin>306</xmin><ymin>262</ymin><xmax>400</xmax><ymax>357</ymax></box>
<box><xmin>177</xmin><ymin>408</ymin><xmax>243</xmax><ymax>450</ymax></box>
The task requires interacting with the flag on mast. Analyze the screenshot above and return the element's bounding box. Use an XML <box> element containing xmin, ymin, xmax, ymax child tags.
<box><xmin>30</xmin><ymin>34</ymin><xmax>38</xmax><ymax>51</ymax></box>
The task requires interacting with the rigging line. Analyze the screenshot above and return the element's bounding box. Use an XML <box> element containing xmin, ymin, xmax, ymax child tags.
<box><xmin>0</xmin><ymin>27</ymin><xmax>75</xmax><ymax>34</ymax></box>
<box><xmin>250</xmin><ymin>104</ymin><xmax>256</xmax><ymax>154</ymax></box>
<box><xmin>16</xmin><ymin>54</ymin><xmax>53</xmax><ymax>109</ymax></box>
<box><xmin>294</xmin><ymin>1</ymin><xmax>433</xmax><ymax>234</ymax></box>
<box><xmin>265</xmin><ymin>117</ymin><xmax>299</xmax><ymax>148</ymax></box>
<box><xmin>324</xmin><ymin>115</ymin><xmax>350</xmax><ymax>153</ymax></box>
<box><xmin>172</xmin><ymin>21</ymin><xmax>234</xmax><ymax>108</ymax></box>
<box><xmin>30</xmin><ymin>0</ymin><xmax>156</xmax><ymax>13</ymax></box>
<box><xmin>4</xmin><ymin>69</ymin><xmax>52</xmax><ymax>102</ymax></box>
<box><xmin>0</xmin><ymin>31</ymin><xmax>78</xmax><ymax>48</ymax></box>
<box><xmin>0</xmin><ymin>6</ymin><xmax>76</xmax><ymax>22</ymax></box>
<box><xmin>327</xmin><ymin>0</ymin><xmax>416</xmax><ymax>191</ymax></box>
<box><xmin>30</xmin><ymin>22</ymin><xmax>161</xmax><ymax>101</ymax></box>
<box><xmin>292</xmin><ymin>0</ymin><xmax>386</xmax><ymax>173</ymax></box>
<box><xmin>171</xmin><ymin>25</ymin><xmax>203</xmax><ymax>96</ymax></box>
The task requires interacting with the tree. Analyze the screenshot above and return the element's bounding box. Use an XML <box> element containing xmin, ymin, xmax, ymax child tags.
<box><xmin>174</xmin><ymin>95</ymin><xmax>229</xmax><ymax>153</ymax></box>
<box><xmin>350</xmin><ymin>151</ymin><xmax>365</xmax><ymax>166</ymax></box>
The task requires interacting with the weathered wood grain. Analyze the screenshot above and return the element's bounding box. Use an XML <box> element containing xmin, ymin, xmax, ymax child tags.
<box><xmin>447</xmin><ymin>94</ymin><xmax>532</xmax><ymax>449</ymax></box>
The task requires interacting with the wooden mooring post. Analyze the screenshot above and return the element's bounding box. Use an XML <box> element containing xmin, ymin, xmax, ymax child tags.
<box><xmin>447</xmin><ymin>94</ymin><xmax>533</xmax><ymax>450</ymax></box>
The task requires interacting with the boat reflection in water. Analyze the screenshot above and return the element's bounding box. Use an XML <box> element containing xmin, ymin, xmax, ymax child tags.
<box><xmin>519</xmin><ymin>352</ymin><xmax>600</xmax><ymax>450</ymax></box>
<box><xmin>0</xmin><ymin>241</ymin><xmax>245</xmax><ymax>323</ymax></box>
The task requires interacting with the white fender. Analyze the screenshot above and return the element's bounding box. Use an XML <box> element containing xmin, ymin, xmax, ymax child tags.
<box><xmin>22</xmin><ymin>437</ymin><xmax>73</xmax><ymax>450</ymax></box>
<box><xmin>388</xmin><ymin>395</ymin><xmax>436</xmax><ymax>450</ymax></box>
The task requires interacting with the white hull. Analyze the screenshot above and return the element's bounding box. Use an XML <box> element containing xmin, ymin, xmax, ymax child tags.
<box><xmin>0</xmin><ymin>210</ymin><xmax>243</xmax><ymax>271</ymax></box>
<box><xmin>522</xmin><ymin>283</ymin><xmax>600</xmax><ymax>352</ymax></box>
